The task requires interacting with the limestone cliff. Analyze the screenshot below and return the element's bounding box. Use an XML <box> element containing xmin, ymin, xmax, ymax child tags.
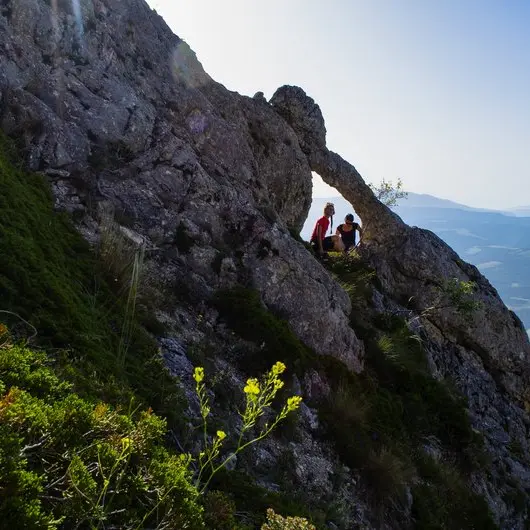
<box><xmin>1</xmin><ymin>0</ymin><xmax>529</xmax><ymax>528</ymax></box>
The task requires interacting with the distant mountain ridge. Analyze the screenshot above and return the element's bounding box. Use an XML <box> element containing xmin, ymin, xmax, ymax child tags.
<box><xmin>303</xmin><ymin>193</ymin><xmax>530</xmax><ymax>331</ymax></box>
<box><xmin>508</xmin><ymin>205</ymin><xmax>530</xmax><ymax>217</ymax></box>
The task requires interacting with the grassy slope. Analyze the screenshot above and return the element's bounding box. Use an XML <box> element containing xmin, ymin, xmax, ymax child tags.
<box><xmin>0</xmin><ymin>135</ymin><xmax>183</xmax><ymax>425</ymax></box>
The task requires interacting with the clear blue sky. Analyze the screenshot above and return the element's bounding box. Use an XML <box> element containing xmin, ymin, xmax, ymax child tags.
<box><xmin>146</xmin><ymin>0</ymin><xmax>530</xmax><ymax>210</ymax></box>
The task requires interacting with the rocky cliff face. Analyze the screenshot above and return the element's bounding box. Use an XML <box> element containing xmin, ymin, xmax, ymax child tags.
<box><xmin>1</xmin><ymin>0</ymin><xmax>530</xmax><ymax>528</ymax></box>
<box><xmin>0</xmin><ymin>0</ymin><xmax>363</xmax><ymax>372</ymax></box>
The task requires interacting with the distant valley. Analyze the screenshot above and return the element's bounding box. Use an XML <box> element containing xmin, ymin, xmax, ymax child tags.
<box><xmin>303</xmin><ymin>194</ymin><xmax>530</xmax><ymax>332</ymax></box>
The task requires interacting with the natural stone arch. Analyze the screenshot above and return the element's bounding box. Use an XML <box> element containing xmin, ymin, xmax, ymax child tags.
<box><xmin>270</xmin><ymin>85</ymin><xmax>407</xmax><ymax>246</ymax></box>
<box><xmin>302</xmin><ymin>174</ymin><xmax>362</xmax><ymax>243</ymax></box>
<box><xmin>270</xmin><ymin>85</ymin><xmax>530</xmax><ymax>405</ymax></box>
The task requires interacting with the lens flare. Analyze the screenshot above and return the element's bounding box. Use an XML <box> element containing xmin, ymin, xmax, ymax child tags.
<box><xmin>71</xmin><ymin>0</ymin><xmax>84</xmax><ymax>45</ymax></box>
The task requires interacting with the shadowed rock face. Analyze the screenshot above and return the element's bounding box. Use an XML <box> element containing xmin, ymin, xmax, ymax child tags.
<box><xmin>271</xmin><ymin>84</ymin><xmax>530</xmax><ymax>405</ymax></box>
<box><xmin>272</xmin><ymin>86</ymin><xmax>530</xmax><ymax>526</ymax></box>
<box><xmin>0</xmin><ymin>0</ymin><xmax>364</xmax><ymax>371</ymax></box>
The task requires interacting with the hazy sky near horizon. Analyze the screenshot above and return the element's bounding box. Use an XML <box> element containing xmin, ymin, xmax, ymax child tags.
<box><xmin>147</xmin><ymin>0</ymin><xmax>529</xmax><ymax>209</ymax></box>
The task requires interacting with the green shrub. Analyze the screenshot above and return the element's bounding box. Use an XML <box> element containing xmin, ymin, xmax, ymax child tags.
<box><xmin>202</xmin><ymin>490</ymin><xmax>238</xmax><ymax>530</ymax></box>
<box><xmin>262</xmin><ymin>508</ymin><xmax>316</xmax><ymax>530</ymax></box>
<box><xmin>0</xmin><ymin>341</ymin><xmax>204</xmax><ymax>529</ymax></box>
<box><xmin>212</xmin><ymin>287</ymin><xmax>315</xmax><ymax>374</ymax></box>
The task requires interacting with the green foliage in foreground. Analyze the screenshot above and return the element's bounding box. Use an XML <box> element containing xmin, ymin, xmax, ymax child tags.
<box><xmin>0</xmin><ymin>340</ymin><xmax>204</xmax><ymax>529</ymax></box>
<box><xmin>0</xmin><ymin>134</ymin><xmax>183</xmax><ymax>427</ymax></box>
<box><xmin>0</xmin><ymin>337</ymin><xmax>316</xmax><ymax>530</ymax></box>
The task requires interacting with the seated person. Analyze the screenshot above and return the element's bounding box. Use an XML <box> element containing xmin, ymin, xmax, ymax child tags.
<box><xmin>336</xmin><ymin>214</ymin><xmax>363</xmax><ymax>252</ymax></box>
<box><xmin>310</xmin><ymin>202</ymin><xmax>342</xmax><ymax>256</ymax></box>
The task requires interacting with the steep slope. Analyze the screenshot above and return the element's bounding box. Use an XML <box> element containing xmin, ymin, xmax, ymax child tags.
<box><xmin>1</xmin><ymin>1</ymin><xmax>530</xmax><ymax>528</ymax></box>
<box><xmin>305</xmin><ymin>195</ymin><xmax>530</xmax><ymax>331</ymax></box>
<box><xmin>0</xmin><ymin>0</ymin><xmax>362</xmax><ymax>372</ymax></box>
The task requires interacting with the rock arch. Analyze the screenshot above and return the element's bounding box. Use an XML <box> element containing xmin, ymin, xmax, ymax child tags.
<box><xmin>270</xmin><ymin>85</ymin><xmax>407</xmax><ymax>246</ymax></box>
<box><xmin>270</xmin><ymin>85</ymin><xmax>530</xmax><ymax>404</ymax></box>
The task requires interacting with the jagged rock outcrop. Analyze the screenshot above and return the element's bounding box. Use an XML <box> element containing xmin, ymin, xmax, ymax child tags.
<box><xmin>271</xmin><ymin>85</ymin><xmax>530</xmax><ymax>404</ymax></box>
<box><xmin>272</xmin><ymin>85</ymin><xmax>530</xmax><ymax>526</ymax></box>
<box><xmin>0</xmin><ymin>0</ymin><xmax>363</xmax><ymax>372</ymax></box>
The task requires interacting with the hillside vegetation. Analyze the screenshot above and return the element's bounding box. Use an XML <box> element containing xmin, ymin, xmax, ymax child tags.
<box><xmin>0</xmin><ymin>136</ymin><xmax>504</xmax><ymax>528</ymax></box>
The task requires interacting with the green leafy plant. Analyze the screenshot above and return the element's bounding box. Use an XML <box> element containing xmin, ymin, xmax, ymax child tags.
<box><xmin>261</xmin><ymin>508</ymin><xmax>316</xmax><ymax>530</ymax></box>
<box><xmin>369</xmin><ymin>177</ymin><xmax>408</xmax><ymax>208</ymax></box>
<box><xmin>0</xmin><ymin>338</ymin><xmax>204</xmax><ymax>529</ymax></box>
<box><xmin>413</xmin><ymin>277</ymin><xmax>482</xmax><ymax>320</ymax></box>
<box><xmin>192</xmin><ymin>362</ymin><xmax>302</xmax><ymax>493</ymax></box>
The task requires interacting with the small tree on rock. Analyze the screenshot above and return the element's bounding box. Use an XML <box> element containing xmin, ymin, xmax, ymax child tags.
<box><xmin>369</xmin><ymin>178</ymin><xmax>408</xmax><ymax>208</ymax></box>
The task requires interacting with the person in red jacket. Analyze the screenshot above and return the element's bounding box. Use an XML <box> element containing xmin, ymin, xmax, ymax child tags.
<box><xmin>310</xmin><ymin>202</ymin><xmax>341</xmax><ymax>256</ymax></box>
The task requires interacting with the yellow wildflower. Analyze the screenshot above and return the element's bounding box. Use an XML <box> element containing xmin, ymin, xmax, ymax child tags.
<box><xmin>121</xmin><ymin>437</ymin><xmax>132</xmax><ymax>450</ymax></box>
<box><xmin>216</xmin><ymin>430</ymin><xmax>226</xmax><ymax>441</ymax></box>
<box><xmin>274</xmin><ymin>379</ymin><xmax>284</xmax><ymax>390</ymax></box>
<box><xmin>271</xmin><ymin>361</ymin><xmax>286</xmax><ymax>375</ymax></box>
<box><xmin>193</xmin><ymin>366</ymin><xmax>204</xmax><ymax>383</ymax></box>
<box><xmin>244</xmin><ymin>378</ymin><xmax>260</xmax><ymax>395</ymax></box>
<box><xmin>286</xmin><ymin>396</ymin><xmax>302</xmax><ymax>411</ymax></box>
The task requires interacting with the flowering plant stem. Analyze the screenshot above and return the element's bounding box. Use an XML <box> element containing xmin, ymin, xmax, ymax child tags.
<box><xmin>191</xmin><ymin>362</ymin><xmax>302</xmax><ymax>494</ymax></box>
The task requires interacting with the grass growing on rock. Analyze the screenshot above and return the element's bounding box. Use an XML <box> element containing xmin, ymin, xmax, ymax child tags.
<box><xmin>0</xmin><ymin>134</ymin><xmax>183</xmax><ymax>427</ymax></box>
<box><xmin>213</xmin><ymin>250</ymin><xmax>498</xmax><ymax>529</ymax></box>
<box><xmin>212</xmin><ymin>286</ymin><xmax>315</xmax><ymax>375</ymax></box>
<box><xmin>321</xmin><ymin>253</ymin><xmax>496</xmax><ymax>527</ymax></box>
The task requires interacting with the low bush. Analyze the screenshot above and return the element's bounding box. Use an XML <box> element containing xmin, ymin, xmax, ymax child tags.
<box><xmin>262</xmin><ymin>508</ymin><xmax>316</xmax><ymax>530</ymax></box>
<box><xmin>0</xmin><ymin>340</ymin><xmax>204</xmax><ymax>529</ymax></box>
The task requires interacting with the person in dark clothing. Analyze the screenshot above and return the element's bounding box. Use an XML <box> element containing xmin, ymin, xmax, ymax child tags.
<box><xmin>335</xmin><ymin>214</ymin><xmax>363</xmax><ymax>253</ymax></box>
